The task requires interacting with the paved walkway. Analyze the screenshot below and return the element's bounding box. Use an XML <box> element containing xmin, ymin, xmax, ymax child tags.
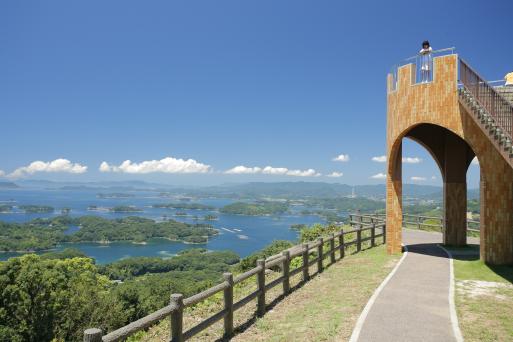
<box><xmin>354</xmin><ymin>229</ymin><xmax>477</xmax><ymax>342</ymax></box>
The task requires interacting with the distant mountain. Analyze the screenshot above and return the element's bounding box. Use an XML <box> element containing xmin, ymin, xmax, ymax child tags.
<box><xmin>188</xmin><ymin>182</ymin><xmax>445</xmax><ymax>200</ymax></box>
<box><xmin>12</xmin><ymin>180</ymin><xmax>478</xmax><ymax>201</ymax></box>
<box><xmin>16</xmin><ymin>179</ymin><xmax>176</xmax><ymax>190</ymax></box>
<box><xmin>0</xmin><ymin>181</ymin><xmax>19</xmax><ymax>189</ymax></box>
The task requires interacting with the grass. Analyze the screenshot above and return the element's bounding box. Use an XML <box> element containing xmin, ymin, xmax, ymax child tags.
<box><xmin>445</xmin><ymin>245</ymin><xmax>513</xmax><ymax>342</ymax></box>
<box><xmin>132</xmin><ymin>242</ymin><xmax>398</xmax><ymax>342</ymax></box>
<box><xmin>231</xmin><ymin>245</ymin><xmax>398</xmax><ymax>342</ymax></box>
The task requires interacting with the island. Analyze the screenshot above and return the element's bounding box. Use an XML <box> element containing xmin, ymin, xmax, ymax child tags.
<box><xmin>152</xmin><ymin>203</ymin><xmax>215</xmax><ymax>210</ymax></box>
<box><xmin>18</xmin><ymin>205</ymin><xmax>54</xmax><ymax>213</ymax></box>
<box><xmin>110</xmin><ymin>205</ymin><xmax>143</xmax><ymax>213</ymax></box>
<box><xmin>0</xmin><ymin>215</ymin><xmax>218</xmax><ymax>252</ymax></box>
<box><xmin>0</xmin><ymin>205</ymin><xmax>13</xmax><ymax>213</ymax></box>
<box><xmin>203</xmin><ymin>214</ymin><xmax>218</xmax><ymax>221</ymax></box>
<box><xmin>219</xmin><ymin>201</ymin><xmax>288</xmax><ymax>216</ymax></box>
<box><xmin>97</xmin><ymin>193</ymin><xmax>135</xmax><ymax>199</ymax></box>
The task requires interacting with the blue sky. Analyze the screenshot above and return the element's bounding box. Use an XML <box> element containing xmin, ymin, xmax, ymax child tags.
<box><xmin>1</xmin><ymin>0</ymin><xmax>512</xmax><ymax>187</ymax></box>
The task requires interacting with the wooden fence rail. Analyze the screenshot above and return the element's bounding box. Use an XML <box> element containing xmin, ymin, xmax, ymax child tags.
<box><xmin>349</xmin><ymin>212</ymin><xmax>480</xmax><ymax>233</ymax></box>
<box><xmin>83</xmin><ymin>223</ymin><xmax>386</xmax><ymax>342</ymax></box>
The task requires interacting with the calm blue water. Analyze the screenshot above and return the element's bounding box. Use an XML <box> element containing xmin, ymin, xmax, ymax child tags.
<box><xmin>0</xmin><ymin>189</ymin><xmax>330</xmax><ymax>264</ymax></box>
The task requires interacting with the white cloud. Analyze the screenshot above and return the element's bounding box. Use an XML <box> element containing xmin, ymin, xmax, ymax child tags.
<box><xmin>99</xmin><ymin>157</ymin><xmax>211</xmax><ymax>174</ymax></box>
<box><xmin>372</xmin><ymin>155</ymin><xmax>387</xmax><ymax>163</ymax></box>
<box><xmin>225</xmin><ymin>165</ymin><xmax>262</xmax><ymax>174</ymax></box>
<box><xmin>286</xmin><ymin>168</ymin><xmax>321</xmax><ymax>177</ymax></box>
<box><xmin>262</xmin><ymin>166</ymin><xmax>289</xmax><ymax>175</ymax></box>
<box><xmin>402</xmin><ymin>157</ymin><xmax>422</xmax><ymax>164</ymax></box>
<box><xmin>99</xmin><ymin>161</ymin><xmax>112</xmax><ymax>172</ymax></box>
<box><xmin>327</xmin><ymin>172</ymin><xmax>343</xmax><ymax>178</ymax></box>
<box><xmin>410</xmin><ymin>176</ymin><xmax>427</xmax><ymax>181</ymax></box>
<box><xmin>471</xmin><ymin>157</ymin><xmax>479</xmax><ymax>165</ymax></box>
<box><xmin>224</xmin><ymin>165</ymin><xmax>321</xmax><ymax>177</ymax></box>
<box><xmin>0</xmin><ymin>170</ymin><xmax>4</xmax><ymax>177</ymax></box>
<box><xmin>371</xmin><ymin>173</ymin><xmax>387</xmax><ymax>179</ymax></box>
<box><xmin>431</xmin><ymin>175</ymin><xmax>437</xmax><ymax>180</ymax></box>
<box><xmin>332</xmin><ymin>154</ymin><xmax>350</xmax><ymax>162</ymax></box>
<box><xmin>8</xmin><ymin>159</ymin><xmax>87</xmax><ymax>179</ymax></box>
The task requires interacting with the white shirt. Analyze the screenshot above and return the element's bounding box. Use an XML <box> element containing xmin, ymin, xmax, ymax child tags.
<box><xmin>419</xmin><ymin>47</ymin><xmax>433</xmax><ymax>70</ymax></box>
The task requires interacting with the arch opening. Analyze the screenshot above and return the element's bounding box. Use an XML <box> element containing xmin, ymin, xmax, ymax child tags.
<box><xmin>388</xmin><ymin>123</ymin><xmax>477</xmax><ymax>249</ymax></box>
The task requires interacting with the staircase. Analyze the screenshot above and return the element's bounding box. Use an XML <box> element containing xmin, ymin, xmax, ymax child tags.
<box><xmin>458</xmin><ymin>58</ymin><xmax>513</xmax><ymax>167</ymax></box>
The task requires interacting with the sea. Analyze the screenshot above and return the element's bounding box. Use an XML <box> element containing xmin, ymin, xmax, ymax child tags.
<box><xmin>0</xmin><ymin>188</ymin><xmax>332</xmax><ymax>264</ymax></box>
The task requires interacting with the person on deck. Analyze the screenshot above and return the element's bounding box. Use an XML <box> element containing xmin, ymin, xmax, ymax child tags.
<box><xmin>419</xmin><ymin>40</ymin><xmax>433</xmax><ymax>83</ymax></box>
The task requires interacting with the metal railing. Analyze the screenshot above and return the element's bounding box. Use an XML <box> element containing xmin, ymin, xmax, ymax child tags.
<box><xmin>390</xmin><ymin>47</ymin><xmax>456</xmax><ymax>91</ymax></box>
<box><xmin>459</xmin><ymin>58</ymin><xmax>513</xmax><ymax>139</ymax></box>
<box><xmin>350</xmin><ymin>212</ymin><xmax>480</xmax><ymax>233</ymax></box>
<box><xmin>83</xmin><ymin>223</ymin><xmax>386</xmax><ymax>342</ymax></box>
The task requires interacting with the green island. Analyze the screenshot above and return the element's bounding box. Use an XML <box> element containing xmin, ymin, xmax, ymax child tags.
<box><xmin>220</xmin><ymin>201</ymin><xmax>289</xmax><ymax>216</ymax></box>
<box><xmin>152</xmin><ymin>202</ymin><xmax>215</xmax><ymax>210</ymax></box>
<box><xmin>203</xmin><ymin>214</ymin><xmax>218</xmax><ymax>221</ymax></box>
<box><xmin>0</xmin><ymin>216</ymin><xmax>218</xmax><ymax>252</ymax></box>
<box><xmin>0</xmin><ymin>205</ymin><xmax>13</xmax><ymax>213</ymax></box>
<box><xmin>109</xmin><ymin>205</ymin><xmax>143</xmax><ymax>212</ymax></box>
<box><xmin>18</xmin><ymin>205</ymin><xmax>55</xmax><ymax>213</ymax></box>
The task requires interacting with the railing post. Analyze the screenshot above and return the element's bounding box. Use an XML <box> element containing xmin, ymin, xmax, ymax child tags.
<box><xmin>317</xmin><ymin>237</ymin><xmax>323</xmax><ymax>273</ymax></box>
<box><xmin>357</xmin><ymin>227</ymin><xmax>362</xmax><ymax>252</ymax></box>
<box><xmin>356</xmin><ymin>209</ymin><xmax>362</xmax><ymax>229</ymax></box>
<box><xmin>371</xmin><ymin>224</ymin><xmax>376</xmax><ymax>247</ymax></box>
<box><xmin>170</xmin><ymin>294</ymin><xmax>184</xmax><ymax>342</ymax></box>
<box><xmin>83</xmin><ymin>328</ymin><xmax>102</xmax><ymax>342</ymax></box>
<box><xmin>223</xmin><ymin>272</ymin><xmax>234</xmax><ymax>337</ymax></box>
<box><xmin>282</xmin><ymin>251</ymin><xmax>290</xmax><ymax>295</ymax></box>
<box><xmin>383</xmin><ymin>224</ymin><xmax>387</xmax><ymax>244</ymax></box>
<box><xmin>417</xmin><ymin>216</ymin><xmax>421</xmax><ymax>230</ymax></box>
<box><xmin>302</xmin><ymin>243</ymin><xmax>309</xmax><ymax>282</ymax></box>
<box><xmin>256</xmin><ymin>259</ymin><xmax>266</xmax><ymax>316</ymax></box>
<box><xmin>330</xmin><ymin>234</ymin><xmax>336</xmax><ymax>264</ymax></box>
<box><xmin>339</xmin><ymin>229</ymin><xmax>345</xmax><ymax>259</ymax></box>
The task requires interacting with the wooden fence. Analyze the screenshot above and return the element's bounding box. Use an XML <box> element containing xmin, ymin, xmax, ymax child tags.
<box><xmin>349</xmin><ymin>212</ymin><xmax>480</xmax><ymax>233</ymax></box>
<box><xmin>83</xmin><ymin>222</ymin><xmax>386</xmax><ymax>342</ymax></box>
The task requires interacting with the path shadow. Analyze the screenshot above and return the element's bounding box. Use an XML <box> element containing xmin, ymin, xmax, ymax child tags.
<box><xmin>405</xmin><ymin>242</ymin><xmax>513</xmax><ymax>284</ymax></box>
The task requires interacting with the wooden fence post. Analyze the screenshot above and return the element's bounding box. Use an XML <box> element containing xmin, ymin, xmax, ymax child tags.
<box><xmin>170</xmin><ymin>294</ymin><xmax>184</xmax><ymax>342</ymax></box>
<box><xmin>282</xmin><ymin>251</ymin><xmax>290</xmax><ymax>295</ymax></box>
<box><xmin>339</xmin><ymin>229</ymin><xmax>345</xmax><ymax>259</ymax></box>
<box><xmin>330</xmin><ymin>234</ymin><xmax>336</xmax><ymax>264</ymax></box>
<box><xmin>356</xmin><ymin>209</ymin><xmax>362</xmax><ymax>229</ymax></box>
<box><xmin>83</xmin><ymin>328</ymin><xmax>102</xmax><ymax>342</ymax></box>
<box><xmin>356</xmin><ymin>227</ymin><xmax>362</xmax><ymax>252</ymax></box>
<box><xmin>371</xmin><ymin>223</ymin><xmax>376</xmax><ymax>247</ymax></box>
<box><xmin>317</xmin><ymin>237</ymin><xmax>323</xmax><ymax>273</ymax></box>
<box><xmin>256</xmin><ymin>259</ymin><xmax>266</xmax><ymax>316</ymax></box>
<box><xmin>302</xmin><ymin>243</ymin><xmax>309</xmax><ymax>282</ymax></box>
<box><xmin>417</xmin><ymin>216</ymin><xmax>421</xmax><ymax>230</ymax></box>
<box><xmin>383</xmin><ymin>224</ymin><xmax>387</xmax><ymax>244</ymax></box>
<box><xmin>223</xmin><ymin>272</ymin><xmax>234</xmax><ymax>337</ymax></box>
